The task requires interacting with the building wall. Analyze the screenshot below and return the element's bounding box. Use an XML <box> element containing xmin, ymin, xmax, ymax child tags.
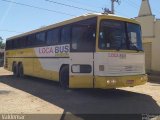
<box><xmin>136</xmin><ymin>16</ymin><xmax>154</xmax><ymax>73</ymax></box>
<box><xmin>136</xmin><ymin>16</ymin><xmax>155</xmax><ymax>37</ymax></box>
<box><xmin>152</xmin><ymin>20</ymin><xmax>160</xmax><ymax>72</ymax></box>
<box><xmin>136</xmin><ymin>18</ymin><xmax>160</xmax><ymax>73</ymax></box>
<box><xmin>136</xmin><ymin>16</ymin><xmax>160</xmax><ymax>73</ymax></box>
<box><xmin>135</xmin><ymin>0</ymin><xmax>160</xmax><ymax>73</ymax></box>
<box><xmin>143</xmin><ymin>42</ymin><xmax>152</xmax><ymax>72</ymax></box>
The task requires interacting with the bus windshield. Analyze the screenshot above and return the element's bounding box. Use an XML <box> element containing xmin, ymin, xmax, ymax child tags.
<box><xmin>99</xmin><ymin>20</ymin><xmax>143</xmax><ymax>51</ymax></box>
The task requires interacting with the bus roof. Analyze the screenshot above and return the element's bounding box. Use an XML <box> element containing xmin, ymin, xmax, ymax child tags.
<box><xmin>7</xmin><ymin>13</ymin><xmax>139</xmax><ymax>41</ymax></box>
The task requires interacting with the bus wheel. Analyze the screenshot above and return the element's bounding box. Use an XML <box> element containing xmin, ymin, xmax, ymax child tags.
<box><xmin>13</xmin><ymin>63</ymin><xmax>19</xmax><ymax>77</ymax></box>
<box><xmin>60</xmin><ymin>66</ymin><xmax>69</xmax><ymax>89</ymax></box>
<box><xmin>19</xmin><ymin>63</ymin><xmax>24</xmax><ymax>78</ymax></box>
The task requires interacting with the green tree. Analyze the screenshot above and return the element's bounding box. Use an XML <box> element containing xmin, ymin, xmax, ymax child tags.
<box><xmin>0</xmin><ymin>37</ymin><xmax>5</xmax><ymax>49</ymax></box>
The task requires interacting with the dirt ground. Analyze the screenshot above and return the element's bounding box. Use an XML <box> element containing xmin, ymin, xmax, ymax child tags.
<box><xmin>0</xmin><ymin>67</ymin><xmax>160</xmax><ymax>119</ymax></box>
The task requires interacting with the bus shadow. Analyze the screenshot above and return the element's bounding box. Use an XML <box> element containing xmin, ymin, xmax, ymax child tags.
<box><xmin>0</xmin><ymin>75</ymin><xmax>160</xmax><ymax>114</ymax></box>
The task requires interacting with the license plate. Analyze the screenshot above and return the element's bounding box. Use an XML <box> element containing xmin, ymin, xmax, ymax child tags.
<box><xmin>126</xmin><ymin>80</ymin><xmax>134</xmax><ymax>84</ymax></box>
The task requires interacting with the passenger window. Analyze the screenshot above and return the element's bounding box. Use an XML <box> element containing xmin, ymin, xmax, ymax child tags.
<box><xmin>28</xmin><ymin>34</ymin><xmax>36</xmax><ymax>46</ymax></box>
<box><xmin>19</xmin><ymin>37</ymin><xmax>27</xmax><ymax>48</ymax></box>
<box><xmin>46</xmin><ymin>28</ymin><xmax>60</xmax><ymax>45</ymax></box>
<box><xmin>13</xmin><ymin>39</ymin><xmax>19</xmax><ymax>49</ymax></box>
<box><xmin>35</xmin><ymin>32</ymin><xmax>46</xmax><ymax>45</ymax></box>
<box><xmin>61</xmin><ymin>26</ymin><xmax>71</xmax><ymax>43</ymax></box>
<box><xmin>6</xmin><ymin>40</ymin><xmax>12</xmax><ymax>50</ymax></box>
<box><xmin>71</xmin><ymin>18</ymin><xmax>96</xmax><ymax>52</ymax></box>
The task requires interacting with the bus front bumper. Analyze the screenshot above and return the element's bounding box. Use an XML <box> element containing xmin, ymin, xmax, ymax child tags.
<box><xmin>94</xmin><ymin>74</ymin><xmax>148</xmax><ymax>89</ymax></box>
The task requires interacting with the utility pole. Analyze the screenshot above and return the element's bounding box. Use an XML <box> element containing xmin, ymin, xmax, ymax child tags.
<box><xmin>111</xmin><ymin>0</ymin><xmax>121</xmax><ymax>14</ymax></box>
<box><xmin>103</xmin><ymin>0</ymin><xmax>121</xmax><ymax>14</ymax></box>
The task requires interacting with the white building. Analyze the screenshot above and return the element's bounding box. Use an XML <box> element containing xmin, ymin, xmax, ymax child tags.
<box><xmin>136</xmin><ymin>0</ymin><xmax>160</xmax><ymax>74</ymax></box>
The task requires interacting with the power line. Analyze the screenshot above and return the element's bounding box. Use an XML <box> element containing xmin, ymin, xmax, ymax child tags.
<box><xmin>125</xmin><ymin>0</ymin><xmax>139</xmax><ymax>9</ymax></box>
<box><xmin>65</xmin><ymin>0</ymin><xmax>105</xmax><ymax>9</ymax></box>
<box><xmin>65</xmin><ymin>0</ymin><xmax>94</xmax><ymax>7</ymax></box>
<box><xmin>1</xmin><ymin>0</ymin><xmax>76</xmax><ymax>16</ymax></box>
<box><xmin>128</xmin><ymin>0</ymin><xmax>140</xmax><ymax>8</ymax></box>
<box><xmin>45</xmin><ymin>0</ymin><xmax>99</xmax><ymax>13</ymax></box>
<box><xmin>0</xmin><ymin>29</ymin><xmax>20</xmax><ymax>33</ymax></box>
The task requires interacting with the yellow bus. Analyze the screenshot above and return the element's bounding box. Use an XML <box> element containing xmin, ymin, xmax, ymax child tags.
<box><xmin>4</xmin><ymin>13</ymin><xmax>147</xmax><ymax>89</ymax></box>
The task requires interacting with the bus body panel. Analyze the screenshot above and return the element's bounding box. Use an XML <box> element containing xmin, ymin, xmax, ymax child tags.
<box><xmin>69</xmin><ymin>75</ymin><xmax>93</xmax><ymax>88</ymax></box>
<box><xmin>5</xmin><ymin>45</ymin><xmax>69</xmax><ymax>81</ymax></box>
<box><xmin>94</xmin><ymin>74</ymin><xmax>147</xmax><ymax>89</ymax></box>
<box><xmin>94</xmin><ymin>52</ymin><xmax>145</xmax><ymax>77</ymax></box>
<box><xmin>33</xmin><ymin>44</ymin><xmax>70</xmax><ymax>80</ymax></box>
<box><xmin>69</xmin><ymin>53</ymin><xmax>94</xmax><ymax>88</ymax></box>
<box><xmin>4</xmin><ymin>13</ymin><xmax>147</xmax><ymax>89</ymax></box>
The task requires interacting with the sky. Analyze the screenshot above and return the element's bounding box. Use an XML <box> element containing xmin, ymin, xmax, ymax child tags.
<box><xmin>0</xmin><ymin>0</ymin><xmax>160</xmax><ymax>41</ymax></box>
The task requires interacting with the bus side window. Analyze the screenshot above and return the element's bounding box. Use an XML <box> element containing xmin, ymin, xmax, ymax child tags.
<box><xmin>22</xmin><ymin>37</ymin><xmax>27</xmax><ymax>48</ymax></box>
<box><xmin>35</xmin><ymin>32</ymin><xmax>46</xmax><ymax>46</ymax></box>
<box><xmin>46</xmin><ymin>28</ymin><xmax>60</xmax><ymax>45</ymax></box>
<box><xmin>71</xmin><ymin>18</ymin><xmax>96</xmax><ymax>52</ymax></box>
<box><xmin>16</xmin><ymin>39</ymin><xmax>21</xmax><ymax>49</ymax></box>
<box><xmin>61</xmin><ymin>26</ymin><xmax>71</xmax><ymax>44</ymax></box>
<box><xmin>10</xmin><ymin>40</ymin><xmax>13</xmax><ymax>49</ymax></box>
<box><xmin>71</xmin><ymin>25</ymin><xmax>96</xmax><ymax>52</ymax></box>
<box><xmin>28</xmin><ymin>34</ymin><xmax>36</xmax><ymax>47</ymax></box>
<box><xmin>18</xmin><ymin>37</ymin><xmax>27</xmax><ymax>49</ymax></box>
<box><xmin>6</xmin><ymin>40</ymin><xmax>12</xmax><ymax>50</ymax></box>
<box><xmin>13</xmin><ymin>39</ymin><xmax>19</xmax><ymax>49</ymax></box>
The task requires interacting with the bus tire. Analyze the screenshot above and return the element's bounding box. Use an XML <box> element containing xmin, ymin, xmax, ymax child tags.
<box><xmin>13</xmin><ymin>63</ymin><xmax>19</xmax><ymax>77</ymax></box>
<box><xmin>60</xmin><ymin>66</ymin><xmax>69</xmax><ymax>89</ymax></box>
<box><xmin>19</xmin><ymin>63</ymin><xmax>24</xmax><ymax>78</ymax></box>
